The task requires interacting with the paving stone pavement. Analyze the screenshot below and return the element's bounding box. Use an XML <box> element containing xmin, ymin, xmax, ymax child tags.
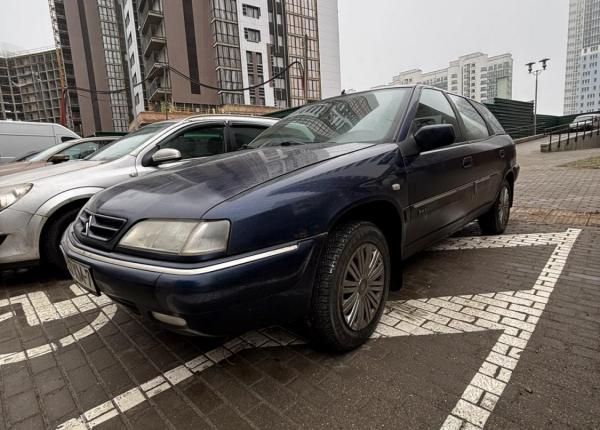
<box><xmin>0</xmin><ymin>141</ymin><xmax>599</xmax><ymax>429</ymax></box>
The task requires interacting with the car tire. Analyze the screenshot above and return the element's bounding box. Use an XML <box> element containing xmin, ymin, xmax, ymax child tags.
<box><xmin>309</xmin><ymin>221</ymin><xmax>390</xmax><ymax>352</ymax></box>
<box><xmin>478</xmin><ymin>179</ymin><xmax>512</xmax><ymax>235</ymax></box>
<box><xmin>41</xmin><ymin>207</ymin><xmax>81</xmax><ymax>272</ymax></box>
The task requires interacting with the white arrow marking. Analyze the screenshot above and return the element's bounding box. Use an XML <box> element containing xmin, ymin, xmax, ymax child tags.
<box><xmin>54</xmin><ymin>229</ymin><xmax>581</xmax><ymax>430</ymax></box>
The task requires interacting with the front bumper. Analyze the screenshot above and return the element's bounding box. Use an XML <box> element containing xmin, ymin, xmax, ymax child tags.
<box><xmin>0</xmin><ymin>207</ymin><xmax>44</xmax><ymax>267</ymax></box>
<box><xmin>61</xmin><ymin>228</ymin><xmax>325</xmax><ymax>336</ymax></box>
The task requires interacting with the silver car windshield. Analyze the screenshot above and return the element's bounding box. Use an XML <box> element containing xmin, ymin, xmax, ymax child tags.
<box><xmin>87</xmin><ymin>122</ymin><xmax>175</xmax><ymax>161</ymax></box>
<box><xmin>248</xmin><ymin>88</ymin><xmax>412</xmax><ymax>148</ymax></box>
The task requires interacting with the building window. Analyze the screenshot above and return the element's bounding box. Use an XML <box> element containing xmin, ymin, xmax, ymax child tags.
<box><xmin>127</xmin><ymin>32</ymin><xmax>132</xmax><ymax>48</ymax></box>
<box><xmin>244</xmin><ymin>28</ymin><xmax>261</xmax><ymax>43</ymax></box>
<box><xmin>242</xmin><ymin>4</ymin><xmax>260</xmax><ymax>18</ymax></box>
<box><xmin>125</xmin><ymin>11</ymin><xmax>130</xmax><ymax>27</ymax></box>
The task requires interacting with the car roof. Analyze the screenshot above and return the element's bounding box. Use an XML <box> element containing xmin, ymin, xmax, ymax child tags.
<box><xmin>71</xmin><ymin>136</ymin><xmax>120</xmax><ymax>143</ymax></box>
<box><xmin>180</xmin><ymin>114</ymin><xmax>278</xmax><ymax>125</ymax></box>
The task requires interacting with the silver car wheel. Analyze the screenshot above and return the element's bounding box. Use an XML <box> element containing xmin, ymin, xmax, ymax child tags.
<box><xmin>341</xmin><ymin>243</ymin><xmax>385</xmax><ymax>331</ymax></box>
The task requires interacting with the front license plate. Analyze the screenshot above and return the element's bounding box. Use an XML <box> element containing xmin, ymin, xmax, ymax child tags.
<box><xmin>65</xmin><ymin>257</ymin><xmax>100</xmax><ymax>296</ymax></box>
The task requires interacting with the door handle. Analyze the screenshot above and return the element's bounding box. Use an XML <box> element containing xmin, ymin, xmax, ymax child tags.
<box><xmin>462</xmin><ymin>156</ymin><xmax>473</xmax><ymax>169</ymax></box>
<box><xmin>499</xmin><ymin>149</ymin><xmax>505</xmax><ymax>159</ymax></box>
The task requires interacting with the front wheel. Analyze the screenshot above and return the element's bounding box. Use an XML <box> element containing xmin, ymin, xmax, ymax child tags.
<box><xmin>41</xmin><ymin>207</ymin><xmax>81</xmax><ymax>272</ymax></box>
<box><xmin>478</xmin><ymin>180</ymin><xmax>512</xmax><ymax>235</ymax></box>
<box><xmin>309</xmin><ymin>221</ymin><xmax>390</xmax><ymax>352</ymax></box>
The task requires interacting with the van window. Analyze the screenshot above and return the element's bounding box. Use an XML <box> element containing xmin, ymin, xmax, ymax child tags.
<box><xmin>61</xmin><ymin>136</ymin><xmax>77</xmax><ymax>143</ymax></box>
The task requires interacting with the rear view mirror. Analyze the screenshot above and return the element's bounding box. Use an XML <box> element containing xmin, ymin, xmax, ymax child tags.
<box><xmin>152</xmin><ymin>148</ymin><xmax>182</xmax><ymax>165</ymax></box>
<box><xmin>414</xmin><ymin>124</ymin><xmax>455</xmax><ymax>152</ymax></box>
<box><xmin>48</xmin><ymin>154</ymin><xmax>70</xmax><ymax>164</ymax></box>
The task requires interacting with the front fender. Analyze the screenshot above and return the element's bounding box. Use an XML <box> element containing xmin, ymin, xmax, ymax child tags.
<box><xmin>35</xmin><ymin>187</ymin><xmax>104</xmax><ymax>219</ymax></box>
<box><xmin>31</xmin><ymin>187</ymin><xmax>104</xmax><ymax>250</ymax></box>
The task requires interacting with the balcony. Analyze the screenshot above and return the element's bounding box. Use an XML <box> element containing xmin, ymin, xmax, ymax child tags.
<box><xmin>148</xmin><ymin>78</ymin><xmax>171</xmax><ymax>102</ymax></box>
<box><xmin>146</xmin><ymin>61</ymin><xmax>168</xmax><ymax>80</ymax></box>
<box><xmin>141</xmin><ymin>9</ymin><xmax>164</xmax><ymax>35</ymax></box>
<box><xmin>143</xmin><ymin>35</ymin><xmax>167</xmax><ymax>58</ymax></box>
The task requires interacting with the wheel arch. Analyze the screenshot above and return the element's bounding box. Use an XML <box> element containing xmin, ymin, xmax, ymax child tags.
<box><xmin>35</xmin><ymin>187</ymin><xmax>103</xmax><ymax>256</ymax></box>
<box><xmin>328</xmin><ymin>198</ymin><xmax>404</xmax><ymax>290</ymax></box>
<box><xmin>504</xmin><ymin>169</ymin><xmax>516</xmax><ymax>206</ymax></box>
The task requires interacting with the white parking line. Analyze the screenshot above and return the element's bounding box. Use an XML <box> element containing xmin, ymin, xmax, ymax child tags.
<box><xmin>0</xmin><ymin>285</ymin><xmax>117</xmax><ymax>366</ymax></box>
<box><xmin>51</xmin><ymin>229</ymin><xmax>581</xmax><ymax>430</ymax></box>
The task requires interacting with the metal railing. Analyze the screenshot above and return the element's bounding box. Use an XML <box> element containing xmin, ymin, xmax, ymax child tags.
<box><xmin>544</xmin><ymin>117</ymin><xmax>600</xmax><ymax>152</ymax></box>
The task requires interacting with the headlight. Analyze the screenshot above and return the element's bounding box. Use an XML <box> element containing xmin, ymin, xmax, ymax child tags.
<box><xmin>119</xmin><ymin>220</ymin><xmax>230</xmax><ymax>255</ymax></box>
<box><xmin>0</xmin><ymin>183</ymin><xmax>33</xmax><ymax>211</ymax></box>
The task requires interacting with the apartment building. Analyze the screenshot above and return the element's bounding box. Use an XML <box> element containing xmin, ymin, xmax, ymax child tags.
<box><xmin>121</xmin><ymin>0</ymin><xmax>341</xmax><ymax>119</ymax></box>
<box><xmin>388</xmin><ymin>52</ymin><xmax>513</xmax><ymax>104</ymax></box>
<box><xmin>49</xmin><ymin>0</ymin><xmax>132</xmax><ymax>135</ymax></box>
<box><xmin>564</xmin><ymin>0</ymin><xmax>600</xmax><ymax>114</ymax></box>
<box><xmin>0</xmin><ymin>47</ymin><xmax>64</xmax><ymax>124</ymax></box>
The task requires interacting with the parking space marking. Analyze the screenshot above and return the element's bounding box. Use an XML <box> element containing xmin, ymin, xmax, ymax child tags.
<box><xmin>54</xmin><ymin>229</ymin><xmax>580</xmax><ymax>430</ymax></box>
<box><xmin>0</xmin><ymin>285</ymin><xmax>117</xmax><ymax>366</ymax></box>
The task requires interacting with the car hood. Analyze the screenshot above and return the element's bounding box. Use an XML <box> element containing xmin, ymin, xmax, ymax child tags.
<box><xmin>0</xmin><ymin>160</ymin><xmax>104</xmax><ymax>185</ymax></box>
<box><xmin>89</xmin><ymin>143</ymin><xmax>374</xmax><ymax>220</ymax></box>
<box><xmin>0</xmin><ymin>161</ymin><xmax>48</xmax><ymax>177</ymax></box>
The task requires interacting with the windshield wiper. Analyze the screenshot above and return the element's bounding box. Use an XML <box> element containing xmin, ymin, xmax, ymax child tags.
<box><xmin>279</xmin><ymin>140</ymin><xmax>306</xmax><ymax>147</ymax></box>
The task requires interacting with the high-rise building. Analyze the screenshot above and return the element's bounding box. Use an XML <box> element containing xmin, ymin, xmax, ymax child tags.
<box><xmin>121</xmin><ymin>0</ymin><xmax>341</xmax><ymax>119</ymax></box>
<box><xmin>384</xmin><ymin>52</ymin><xmax>513</xmax><ymax>104</ymax></box>
<box><xmin>564</xmin><ymin>0</ymin><xmax>600</xmax><ymax>115</ymax></box>
<box><xmin>0</xmin><ymin>47</ymin><xmax>64</xmax><ymax>123</ymax></box>
<box><xmin>47</xmin><ymin>0</ymin><xmax>341</xmax><ymax>133</ymax></box>
<box><xmin>49</xmin><ymin>0</ymin><xmax>132</xmax><ymax>135</ymax></box>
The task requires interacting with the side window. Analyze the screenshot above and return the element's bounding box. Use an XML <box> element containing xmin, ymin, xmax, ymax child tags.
<box><xmin>412</xmin><ymin>89</ymin><xmax>460</xmax><ymax>140</ymax></box>
<box><xmin>449</xmin><ymin>95</ymin><xmax>490</xmax><ymax>141</ymax></box>
<box><xmin>473</xmin><ymin>103</ymin><xmax>505</xmax><ymax>135</ymax></box>
<box><xmin>229</xmin><ymin>125</ymin><xmax>267</xmax><ymax>151</ymax></box>
<box><xmin>61</xmin><ymin>136</ymin><xmax>77</xmax><ymax>143</ymax></box>
<box><xmin>63</xmin><ymin>141</ymin><xmax>103</xmax><ymax>159</ymax></box>
<box><xmin>159</xmin><ymin>126</ymin><xmax>225</xmax><ymax>160</ymax></box>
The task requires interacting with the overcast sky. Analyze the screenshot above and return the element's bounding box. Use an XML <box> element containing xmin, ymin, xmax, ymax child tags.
<box><xmin>0</xmin><ymin>0</ymin><xmax>570</xmax><ymax>115</ymax></box>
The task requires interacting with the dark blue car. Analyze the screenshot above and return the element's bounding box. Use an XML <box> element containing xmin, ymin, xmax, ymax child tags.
<box><xmin>62</xmin><ymin>86</ymin><xmax>519</xmax><ymax>351</ymax></box>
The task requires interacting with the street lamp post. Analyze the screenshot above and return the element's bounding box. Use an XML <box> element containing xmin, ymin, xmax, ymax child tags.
<box><xmin>526</xmin><ymin>58</ymin><xmax>550</xmax><ymax>136</ymax></box>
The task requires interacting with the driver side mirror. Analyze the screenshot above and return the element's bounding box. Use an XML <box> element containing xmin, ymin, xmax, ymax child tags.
<box><xmin>151</xmin><ymin>148</ymin><xmax>182</xmax><ymax>165</ymax></box>
<box><xmin>48</xmin><ymin>154</ymin><xmax>70</xmax><ymax>164</ymax></box>
<box><xmin>414</xmin><ymin>124</ymin><xmax>455</xmax><ymax>152</ymax></box>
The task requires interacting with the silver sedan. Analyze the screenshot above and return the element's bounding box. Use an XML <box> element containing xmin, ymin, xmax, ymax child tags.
<box><xmin>0</xmin><ymin>115</ymin><xmax>277</xmax><ymax>270</ymax></box>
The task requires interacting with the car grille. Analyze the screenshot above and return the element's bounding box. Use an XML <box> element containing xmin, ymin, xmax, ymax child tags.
<box><xmin>76</xmin><ymin>209</ymin><xmax>127</xmax><ymax>242</ymax></box>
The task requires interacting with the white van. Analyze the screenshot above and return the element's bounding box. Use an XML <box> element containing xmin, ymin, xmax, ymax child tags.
<box><xmin>0</xmin><ymin>121</ymin><xmax>80</xmax><ymax>164</ymax></box>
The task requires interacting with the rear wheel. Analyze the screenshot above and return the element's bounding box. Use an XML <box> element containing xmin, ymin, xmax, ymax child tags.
<box><xmin>41</xmin><ymin>207</ymin><xmax>81</xmax><ymax>272</ymax></box>
<box><xmin>478</xmin><ymin>180</ymin><xmax>512</xmax><ymax>235</ymax></box>
<box><xmin>310</xmin><ymin>221</ymin><xmax>390</xmax><ymax>352</ymax></box>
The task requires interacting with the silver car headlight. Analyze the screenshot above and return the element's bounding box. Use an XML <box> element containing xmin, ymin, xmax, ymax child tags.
<box><xmin>119</xmin><ymin>220</ymin><xmax>230</xmax><ymax>255</ymax></box>
<box><xmin>0</xmin><ymin>183</ymin><xmax>33</xmax><ymax>211</ymax></box>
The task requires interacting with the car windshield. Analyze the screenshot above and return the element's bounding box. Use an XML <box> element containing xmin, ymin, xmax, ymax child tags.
<box><xmin>248</xmin><ymin>88</ymin><xmax>412</xmax><ymax>148</ymax></box>
<box><xmin>27</xmin><ymin>141</ymin><xmax>74</xmax><ymax>161</ymax></box>
<box><xmin>87</xmin><ymin>122</ymin><xmax>175</xmax><ymax>161</ymax></box>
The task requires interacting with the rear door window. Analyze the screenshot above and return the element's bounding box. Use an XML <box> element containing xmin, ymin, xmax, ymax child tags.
<box><xmin>229</xmin><ymin>125</ymin><xmax>268</xmax><ymax>151</ymax></box>
<box><xmin>449</xmin><ymin>95</ymin><xmax>490</xmax><ymax>141</ymax></box>
<box><xmin>472</xmin><ymin>102</ymin><xmax>505</xmax><ymax>135</ymax></box>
